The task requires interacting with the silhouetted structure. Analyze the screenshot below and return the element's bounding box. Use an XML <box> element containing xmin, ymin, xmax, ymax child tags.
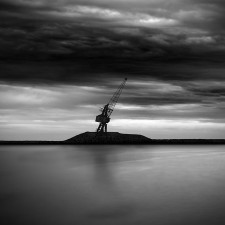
<box><xmin>96</xmin><ymin>78</ymin><xmax>127</xmax><ymax>133</ymax></box>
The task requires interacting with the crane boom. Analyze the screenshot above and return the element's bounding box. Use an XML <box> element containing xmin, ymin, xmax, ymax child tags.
<box><xmin>95</xmin><ymin>78</ymin><xmax>127</xmax><ymax>133</ymax></box>
<box><xmin>107</xmin><ymin>78</ymin><xmax>127</xmax><ymax>116</ymax></box>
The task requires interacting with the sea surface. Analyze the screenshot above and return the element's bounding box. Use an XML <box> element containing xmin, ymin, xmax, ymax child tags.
<box><xmin>1</xmin><ymin>145</ymin><xmax>225</xmax><ymax>225</ymax></box>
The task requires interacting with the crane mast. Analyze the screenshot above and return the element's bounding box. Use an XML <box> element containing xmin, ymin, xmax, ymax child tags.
<box><xmin>95</xmin><ymin>78</ymin><xmax>127</xmax><ymax>133</ymax></box>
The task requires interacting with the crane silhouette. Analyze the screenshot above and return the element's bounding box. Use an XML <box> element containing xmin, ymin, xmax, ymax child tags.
<box><xmin>95</xmin><ymin>78</ymin><xmax>127</xmax><ymax>133</ymax></box>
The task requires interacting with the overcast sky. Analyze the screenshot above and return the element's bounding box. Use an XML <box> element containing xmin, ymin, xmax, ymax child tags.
<box><xmin>0</xmin><ymin>0</ymin><xmax>225</xmax><ymax>140</ymax></box>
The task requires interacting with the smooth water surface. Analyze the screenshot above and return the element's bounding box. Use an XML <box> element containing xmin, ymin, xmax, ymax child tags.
<box><xmin>1</xmin><ymin>145</ymin><xmax>225</xmax><ymax>225</ymax></box>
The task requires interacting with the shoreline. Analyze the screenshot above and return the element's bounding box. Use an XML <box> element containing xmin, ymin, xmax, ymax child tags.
<box><xmin>1</xmin><ymin>139</ymin><xmax>225</xmax><ymax>145</ymax></box>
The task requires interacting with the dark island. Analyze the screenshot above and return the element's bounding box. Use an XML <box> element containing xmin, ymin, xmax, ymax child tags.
<box><xmin>0</xmin><ymin>132</ymin><xmax>225</xmax><ymax>145</ymax></box>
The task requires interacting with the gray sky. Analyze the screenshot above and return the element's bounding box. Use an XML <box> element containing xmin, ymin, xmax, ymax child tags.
<box><xmin>0</xmin><ymin>0</ymin><xmax>225</xmax><ymax>140</ymax></box>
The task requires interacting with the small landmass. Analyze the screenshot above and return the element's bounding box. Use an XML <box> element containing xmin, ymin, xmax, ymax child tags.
<box><xmin>65</xmin><ymin>132</ymin><xmax>150</xmax><ymax>144</ymax></box>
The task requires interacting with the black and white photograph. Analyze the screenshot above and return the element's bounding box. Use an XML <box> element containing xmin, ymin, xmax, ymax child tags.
<box><xmin>1</xmin><ymin>0</ymin><xmax>225</xmax><ymax>224</ymax></box>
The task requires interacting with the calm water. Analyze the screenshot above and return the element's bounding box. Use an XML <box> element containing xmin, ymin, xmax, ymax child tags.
<box><xmin>1</xmin><ymin>145</ymin><xmax>225</xmax><ymax>225</ymax></box>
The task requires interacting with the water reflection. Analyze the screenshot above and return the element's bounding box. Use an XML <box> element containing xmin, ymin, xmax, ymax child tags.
<box><xmin>1</xmin><ymin>145</ymin><xmax>225</xmax><ymax>225</ymax></box>
<box><xmin>68</xmin><ymin>146</ymin><xmax>136</xmax><ymax>221</ymax></box>
<box><xmin>90</xmin><ymin>147</ymin><xmax>115</xmax><ymax>188</ymax></box>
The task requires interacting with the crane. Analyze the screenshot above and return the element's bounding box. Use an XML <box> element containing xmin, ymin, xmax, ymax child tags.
<box><xmin>95</xmin><ymin>78</ymin><xmax>127</xmax><ymax>133</ymax></box>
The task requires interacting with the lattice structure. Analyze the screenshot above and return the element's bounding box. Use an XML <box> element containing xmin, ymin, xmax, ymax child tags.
<box><xmin>95</xmin><ymin>78</ymin><xmax>127</xmax><ymax>133</ymax></box>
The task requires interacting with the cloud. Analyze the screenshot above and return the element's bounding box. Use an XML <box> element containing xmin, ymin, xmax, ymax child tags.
<box><xmin>0</xmin><ymin>0</ymin><xmax>225</xmax><ymax>139</ymax></box>
<box><xmin>1</xmin><ymin>81</ymin><xmax>225</xmax><ymax>140</ymax></box>
<box><xmin>1</xmin><ymin>0</ymin><xmax>225</xmax><ymax>63</ymax></box>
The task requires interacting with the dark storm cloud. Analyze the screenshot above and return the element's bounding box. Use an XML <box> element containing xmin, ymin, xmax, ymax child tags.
<box><xmin>1</xmin><ymin>0</ymin><xmax>225</xmax><ymax>140</ymax></box>
<box><xmin>0</xmin><ymin>0</ymin><xmax>225</xmax><ymax>100</ymax></box>
<box><xmin>0</xmin><ymin>0</ymin><xmax>225</xmax><ymax>60</ymax></box>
